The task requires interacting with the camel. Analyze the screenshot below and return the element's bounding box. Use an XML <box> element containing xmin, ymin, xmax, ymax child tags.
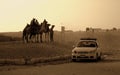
<box><xmin>36</xmin><ymin>20</ymin><xmax>51</xmax><ymax>43</ymax></box>
<box><xmin>22</xmin><ymin>18</ymin><xmax>41</xmax><ymax>43</ymax></box>
<box><xmin>29</xmin><ymin>18</ymin><xmax>40</xmax><ymax>42</ymax></box>
<box><xmin>22</xmin><ymin>24</ymin><xmax>31</xmax><ymax>43</ymax></box>
<box><xmin>22</xmin><ymin>18</ymin><xmax>51</xmax><ymax>43</ymax></box>
<box><xmin>41</xmin><ymin>19</ymin><xmax>51</xmax><ymax>42</ymax></box>
<box><xmin>44</xmin><ymin>24</ymin><xmax>51</xmax><ymax>42</ymax></box>
<box><xmin>49</xmin><ymin>25</ymin><xmax>55</xmax><ymax>42</ymax></box>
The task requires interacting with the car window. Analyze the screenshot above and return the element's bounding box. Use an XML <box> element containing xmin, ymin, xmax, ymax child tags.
<box><xmin>77</xmin><ymin>41</ymin><xmax>97</xmax><ymax>47</ymax></box>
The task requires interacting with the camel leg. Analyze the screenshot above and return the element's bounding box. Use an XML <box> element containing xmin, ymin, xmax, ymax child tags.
<box><xmin>36</xmin><ymin>35</ymin><xmax>38</xmax><ymax>43</ymax></box>
<box><xmin>25</xmin><ymin>35</ymin><xmax>27</xmax><ymax>43</ymax></box>
<box><xmin>35</xmin><ymin>34</ymin><xmax>39</xmax><ymax>43</ymax></box>
<box><xmin>45</xmin><ymin>33</ymin><xmax>46</xmax><ymax>42</ymax></box>
<box><xmin>50</xmin><ymin>32</ymin><xmax>54</xmax><ymax>42</ymax></box>
<box><xmin>22</xmin><ymin>35</ymin><xmax>25</xmax><ymax>43</ymax></box>
<box><xmin>29</xmin><ymin>34</ymin><xmax>33</xmax><ymax>43</ymax></box>
<box><xmin>26</xmin><ymin>34</ymin><xmax>29</xmax><ymax>43</ymax></box>
<box><xmin>48</xmin><ymin>32</ymin><xmax>50</xmax><ymax>42</ymax></box>
<box><xmin>36</xmin><ymin>34</ymin><xmax>39</xmax><ymax>43</ymax></box>
<box><xmin>40</xmin><ymin>34</ymin><xmax>43</xmax><ymax>43</ymax></box>
<box><xmin>22</xmin><ymin>33</ymin><xmax>27</xmax><ymax>43</ymax></box>
<box><xmin>32</xmin><ymin>35</ymin><xmax>35</xmax><ymax>43</ymax></box>
<box><xmin>45</xmin><ymin>33</ymin><xmax>49</xmax><ymax>42</ymax></box>
<box><xmin>34</xmin><ymin>35</ymin><xmax>36</xmax><ymax>43</ymax></box>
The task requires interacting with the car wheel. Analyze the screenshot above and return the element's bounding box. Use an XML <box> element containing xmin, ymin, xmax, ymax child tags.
<box><xmin>98</xmin><ymin>53</ymin><xmax>102</xmax><ymax>60</ymax></box>
<box><xmin>98</xmin><ymin>56</ymin><xmax>101</xmax><ymax>60</ymax></box>
<box><xmin>95</xmin><ymin>53</ymin><xmax>98</xmax><ymax>61</ymax></box>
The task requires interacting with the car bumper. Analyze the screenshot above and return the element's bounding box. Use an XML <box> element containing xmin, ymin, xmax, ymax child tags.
<box><xmin>72</xmin><ymin>53</ymin><xmax>97</xmax><ymax>60</ymax></box>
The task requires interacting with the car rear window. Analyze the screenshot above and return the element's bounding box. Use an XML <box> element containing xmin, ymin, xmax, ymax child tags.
<box><xmin>77</xmin><ymin>41</ymin><xmax>97</xmax><ymax>47</ymax></box>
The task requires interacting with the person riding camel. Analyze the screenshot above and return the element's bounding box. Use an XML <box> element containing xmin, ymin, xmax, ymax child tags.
<box><xmin>29</xmin><ymin>18</ymin><xmax>39</xmax><ymax>35</ymax></box>
<box><xmin>43</xmin><ymin>19</ymin><xmax>48</xmax><ymax>24</ymax></box>
<box><xmin>30</xmin><ymin>18</ymin><xmax>39</xmax><ymax>26</ymax></box>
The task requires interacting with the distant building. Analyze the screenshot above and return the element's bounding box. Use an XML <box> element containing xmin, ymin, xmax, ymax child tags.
<box><xmin>86</xmin><ymin>27</ymin><xmax>103</xmax><ymax>32</ymax></box>
<box><xmin>86</xmin><ymin>26</ymin><xmax>120</xmax><ymax>32</ymax></box>
<box><xmin>61</xmin><ymin>26</ymin><xmax>65</xmax><ymax>32</ymax></box>
<box><xmin>92</xmin><ymin>28</ymin><xmax>102</xmax><ymax>32</ymax></box>
<box><xmin>65</xmin><ymin>30</ymin><xmax>73</xmax><ymax>32</ymax></box>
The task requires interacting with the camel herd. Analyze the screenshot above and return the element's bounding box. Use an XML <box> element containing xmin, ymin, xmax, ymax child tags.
<box><xmin>22</xmin><ymin>18</ymin><xmax>55</xmax><ymax>43</ymax></box>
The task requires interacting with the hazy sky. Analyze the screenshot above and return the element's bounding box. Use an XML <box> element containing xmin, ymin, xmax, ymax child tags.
<box><xmin>0</xmin><ymin>0</ymin><xmax>120</xmax><ymax>32</ymax></box>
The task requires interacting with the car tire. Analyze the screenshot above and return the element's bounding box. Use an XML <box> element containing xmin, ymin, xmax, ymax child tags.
<box><xmin>98</xmin><ymin>53</ymin><xmax>102</xmax><ymax>60</ymax></box>
<box><xmin>98</xmin><ymin>56</ymin><xmax>101</xmax><ymax>60</ymax></box>
<box><xmin>95</xmin><ymin>53</ymin><xmax>98</xmax><ymax>61</ymax></box>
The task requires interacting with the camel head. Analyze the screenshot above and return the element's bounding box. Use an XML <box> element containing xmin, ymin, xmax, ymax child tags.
<box><xmin>52</xmin><ymin>25</ymin><xmax>55</xmax><ymax>28</ymax></box>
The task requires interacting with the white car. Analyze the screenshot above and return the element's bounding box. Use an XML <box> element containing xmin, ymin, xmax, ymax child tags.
<box><xmin>72</xmin><ymin>38</ymin><xmax>102</xmax><ymax>61</ymax></box>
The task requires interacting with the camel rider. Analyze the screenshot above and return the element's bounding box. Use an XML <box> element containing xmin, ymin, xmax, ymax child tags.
<box><xmin>30</xmin><ymin>18</ymin><xmax>35</xmax><ymax>26</ymax></box>
<box><xmin>30</xmin><ymin>18</ymin><xmax>39</xmax><ymax>34</ymax></box>
<box><xmin>35</xmin><ymin>19</ymin><xmax>39</xmax><ymax>25</ymax></box>
<box><xmin>43</xmin><ymin>19</ymin><xmax>48</xmax><ymax>25</ymax></box>
<box><xmin>30</xmin><ymin>18</ymin><xmax>39</xmax><ymax>26</ymax></box>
